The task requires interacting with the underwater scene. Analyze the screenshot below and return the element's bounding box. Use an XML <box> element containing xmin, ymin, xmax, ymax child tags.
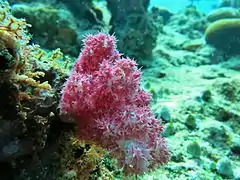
<box><xmin>0</xmin><ymin>0</ymin><xmax>240</xmax><ymax>179</ymax></box>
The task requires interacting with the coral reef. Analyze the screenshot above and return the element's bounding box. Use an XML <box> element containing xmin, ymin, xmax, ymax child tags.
<box><xmin>1</xmin><ymin>0</ymin><xmax>240</xmax><ymax>179</ymax></box>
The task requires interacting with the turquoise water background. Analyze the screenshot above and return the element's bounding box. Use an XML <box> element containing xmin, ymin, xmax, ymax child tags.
<box><xmin>149</xmin><ymin>0</ymin><xmax>220</xmax><ymax>13</ymax></box>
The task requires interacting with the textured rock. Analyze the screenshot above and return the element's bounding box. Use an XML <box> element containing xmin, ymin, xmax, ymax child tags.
<box><xmin>216</xmin><ymin>157</ymin><xmax>234</xmax><ymax>178</ymax></box>
<box><xmin>107</xmin><ymin>0</ymin><xmax>159</xmax><ymax>66</ymax></box>
<box><xmin>12</xmin><ymin>4</ymin><xmax>80</xmax><ymax>57</ymax></box>
<box><xmin>187</xmin><ymin>141</ymin><xmax>201</xmax><ymax>158</ymax></box>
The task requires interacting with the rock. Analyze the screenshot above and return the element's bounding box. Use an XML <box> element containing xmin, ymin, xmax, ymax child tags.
<box><xmin>62</xmin><ymin>170</ymin><xmax>77</xmax><ymax>180</ymax></box>
<box><xmin>57</xmin><ymin>0</ymin><xmax>102</xmax><ymax>24</ymax></box>
<box><xmin>107</xmin><ymin>0</ymin><xmax>160</xmax><ymax>65</ymax></box>
<box><xmin>151</xmin><ymin>6</ymin><xmax>172</xmax><ymax>24</ymax></box>
<box><xmin>221</xmin><ymin>56</ymin><xmax>240</xmax><ymax>70</ymax></box>
<box><xmin>231</xmin><ymin>135</ymin><xmax>240</xmax><ymax>155</ymax></box>
<box><xmin>182</xmin><ymin>39</ymin><xmax>205</xmax><ymax>52</ymax></box>
<box><xmin>216</xmin><ymin>106</ymin><xmax>235</xmax><ymax>121</ymax></box>
<box><xmin>202</xmin><ymin>157</ymin><xmax>216</xmax><ymax>171</ymax></box>
<box><xmin>201</xmin><ymin>121</ymin><xmax>231</xmax><ymax>147</ymax></box>
<box><xmin>205</xmin><ymin>19</ymin><xmax>240</xmax><ymax>54</ymax></box>
<box><xmin>163</xmin><ymin>122</ymin><xmax>176</xmax><ymax>137</ymax></box>
<box><xmin>12</xmin><ymin>3</ymin><xmax>80</xmax><ymax>56</ymax></box>
<box><xmin>196</xmin><ymin>45</ymin><xmax>216</xmax><ymax>58</ymax></box>
<box><xmin>208</xmin><ymin>161</ymin><xmax>217</xmax><ymax>171</ymax></box>
<box><xmin>171</xmin><ymin>152</ymin><xmax>184</xmax><ymax>162</ymax></box>
<box><xmin>216</xmin><ymin>157</ymin><xmax>234</xmax><ymax>178</ymax></box>
<box><xmin>207</xmin><ymin>7</ymin><xmax>240</xmax><ymax>22</ymax></box>
<box><xmin>185</xmin><ymin>114</ymin><xmax>197</xmax><ymax>130</ymax></box>
<box><xmin>160</xmin><ymin>106</ymin><xmax>171</xmax><ymax>122</ymax></box>
<box><xmin>215</xmin><ymin>79</ymin><xmax>240</xmax><ymax>101</ymax></box>
<box><xmin>218</xmin><ymin>0</ymin><xmax>240</xmax><ymax>8</ymax></box>
<box><xmin>187</xmin><ymin>141</ymin><xmax>201</xmax><ymax>158</ymax></box>
<box><xmin>201</xmin><ymin>72</ymin><xmax>218</xmax><ymax>79</ymax></box>
<box><xmin>218</xmin><ymin>0</ymin><xmax>232</xmax><ymax>7</ymax></box>
<box><xmin>201</xmin><ymin>90</ymin><xmax>212</xmax><ymax>102</ymax></box>
<box><xmin>184</xmin><ymin>6</ymin><xmax>202</xmax><ymax>18</ymax></box>
<box><xmin>149</xmin><ymin>88</ymin><xmax>159</xmax><ymax>102</ymax></box>
<box><xmin>144</xmin><ymin>81</ymin><xmax>151</xmax><ymax>90</ymax></box>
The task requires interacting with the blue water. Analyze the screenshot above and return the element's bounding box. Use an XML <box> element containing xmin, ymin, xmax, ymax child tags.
<box><xmin>149</xmin><ymin>0</ymin><xmax>220</xmax><ymax>13</ymax></box>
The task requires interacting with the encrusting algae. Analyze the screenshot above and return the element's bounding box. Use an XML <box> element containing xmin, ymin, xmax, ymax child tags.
<box><xmin>0</xmin><ymin>1</ymin><xmax>70</xmax><ymax>99</ymax></box>
<box><xmin>0</xmin><ymin>2</ymin><xmax>47</xmax><ymax>91</ymax></box>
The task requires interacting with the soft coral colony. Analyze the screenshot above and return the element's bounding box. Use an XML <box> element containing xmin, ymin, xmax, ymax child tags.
<box><xmin>60</xmin><ymin>32</ymin><xmax>170</xmax><ymax>174</ymax></box>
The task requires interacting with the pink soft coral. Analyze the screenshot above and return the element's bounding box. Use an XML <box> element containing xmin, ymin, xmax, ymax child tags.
<box><xmin>60</xmin><ymin>32</ymin><xmax>169</xmax><ymax>174</ymax></box>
